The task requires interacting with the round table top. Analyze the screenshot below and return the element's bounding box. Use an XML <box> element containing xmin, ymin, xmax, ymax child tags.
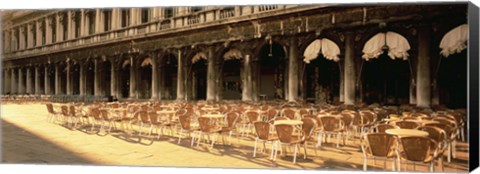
<box><xmin>386</xmin><ymin>129</ymin><xmax>429</xmax><ymax>137</ymax></box>
<box><xmin>274</xmin><ymin>120</ymin><xmax>303</xmax><ymax>126</ymax></box>
<box><xmin>157</xmin><ymin>110</ymin><xmax>176</xmax><ymax>114</ymax></box>
<box><xmin>202</xmin><ymin>114</ymin><xmax>224</xmax><ymax>118</ymax></box>
<box><xmin>410</xmin><ymin>120</ymin><xmax>440</xmax><ymax>125</ymax></box>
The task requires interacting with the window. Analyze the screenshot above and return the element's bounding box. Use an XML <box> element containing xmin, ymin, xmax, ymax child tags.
<box><xmin>88</xmin><ymin>11</ymin><xmax>95</xmax><ymax>35</ymax></box>
<box><xmin>51</xmin><ymin>19</ymin><xmax>56</xmax><ymax>43</ymax></box>
<box><xmin>23</xmin><ymin>26</ymin><xmax>28</xmax><ymax>48</ymax></box>
<box><xmin>63</xmin><ymin>13</ymin><xmax>68</xmax><ymax>40</ymax></box>
<box><xmin>103</xmin><ymin>10</ymin><xmax>112</xmax><ymax>31</ymax></box>
<box><xmin>164</xmin><ymin>7</ymin><xmax>174</xmax><ymax>18</ymax></box>
<box><xmin>32</xmin><ymin>23</ymin><xmax>36</xmax><ymax>47</ymax></box>
<box><xmin>41</xmin><ymin>21</ymin><xmax>46</xmax><ymax>45</ymax></box>
<box><xmin>15</xmin><ymin>29</ymin><xmax>19</xmax><ymax>50</ymax></box>
<box><xmin>141</xmin><ymin>8</ymin><xmax>150</xmax><ymax>23</ymax></box>
<box><xmin>121</xmin><ymin>9</ymin><xmax>130</xmax><ymax>27</ymax></box>
<box><xmin>74</xmin><ymin>11</ymin><xmax>81</xmax><ymax>38</ymax></box>
<box><xmin>191</xmin><ymin>7</ymin><xmax>203</xmax><ymax>13</ymax></box>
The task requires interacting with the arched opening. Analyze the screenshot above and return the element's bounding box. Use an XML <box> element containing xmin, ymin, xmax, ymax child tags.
<box><xmin>221</xmin><ymin>49</ymin><xmax>243</xmax><ymax>100</ymax></box>
<box><xmin>162</xmin><ymin>53</ymin><xmax>177</xmax><ymax>100</ymax></box>
<box><xmin>60</xmin><ymin>65</ymin><xmax>67</xmax><ymax>94</ymax></box>
<box><xmin>20</xmin><ymin>68</ymin><xmax>27</xmax><ymax>94</ymax></box>
<box><xmin>303</xmin><ymin>38</ymin><xmax>341</xmax><ymax>103</ymax></box>
<box><xmin>119</xmin><ymin>62</ymin><xmax>130</xmax><ymax>99</ymax></box>
<box><xmin>38</xmin><ymin>66</ymin><xmax>45</xmax><ymax>94</ymax></box>
<box><xmin>47</xmin><ymin>66</ymin><xmax>55</xmax><ymax>95</ymax></box>
<box><xmin>360</xmin><ymin>31</ymin><xmax>412</xmax><ymax>105</ymax></box>
<box><xmin>259</xmin><ymin>42</ymin><xmax>286</xmax><ymax>100</ymax></box>
<box><xmin>138</xmin><ymin>58</ymin><xmax>152</xmax><ymax>99</ymax></box>
<box><xmin>85</xmin><ymin>61</ymin><xmax>95</xmax><ymax>96</ymax></box>
<box><xmin>190</xmin><ymin>53</ymin><xmax>207</xmax><ymax>100</ymax></box>
<box><xmin>71</xmin><ymin>64</ymin><xmax>80</xmax><ymax>95</ymax></box>
<box><xmin>100</xmin><ymin>60</ymin><xmax>112</xmax><ymax>97</ymax></box>
<box><xmin>437</xmin><ymin>24</ymin><xmax>468</xmax><ymax>109</ymax></box>
<box><xmin>29</xmin><ymin>67</ymin><xmax>35</xmax><ymax>95</ymax></box>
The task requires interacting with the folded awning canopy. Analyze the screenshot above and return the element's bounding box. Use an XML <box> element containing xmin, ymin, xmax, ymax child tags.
<box><xmin>439</xmin><ymin>24</ymin><xmax>468</xmax><ymax>58</ymax></box>
<box><xmin>303</xmin><ymin>38</ymin><xmax>341</xmax><ymax>63</ymax></box>
<box><xmin>362</xmin><ymin>31</ymin><xmax>411</xmax><ymax>61</ymax></box>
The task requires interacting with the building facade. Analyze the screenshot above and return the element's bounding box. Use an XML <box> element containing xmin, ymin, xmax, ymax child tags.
<box><xmin>1</xmin><ymin>4</ymin><xmax>468</xmax><ymax>108</ymax></box>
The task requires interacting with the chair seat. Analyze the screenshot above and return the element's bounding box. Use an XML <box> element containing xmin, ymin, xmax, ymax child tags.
<box><xmin>279</xmin><ymin>136</ymin><xmax>303</xmax><ymax>144</ymax></box>
<box><xmin>220</xmin><ymin>127</ymin><xmax>234</xmax><ymax>132</ymax></box>
<box><xmin>259</xmin><ymin>135</ymin><xmax>279</xmax><ymax>141</ymax></box>
<box><xmin>399</xmin><ymin>152</ymin><xmax>434</xmax><ymax>163</ymax></box>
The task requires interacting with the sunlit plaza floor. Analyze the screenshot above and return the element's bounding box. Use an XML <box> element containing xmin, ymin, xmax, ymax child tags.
<box><xmin>0</xmin><ymin>103</ymin><xmax>470</xmax><ymax>172</ymax></box>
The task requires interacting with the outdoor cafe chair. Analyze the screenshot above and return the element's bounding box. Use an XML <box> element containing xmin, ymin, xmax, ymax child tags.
<box><xmin>220</xmin><ymin>112</ymin><xmax>240</xmax><ymax>144</ymax></box>
<box><xmin>396</xmin><ymin>136</ymin><xmax>439</xmax><ymax>172</ymax></box>
<box><xmin>273</xmin><ymin>123</ymin><xmax>303</xmax><ymax>164</ymax></box>
<box><xmin>253</xmin><ymin>121</ymin><xmax>278</xmax><ymax>159</ymax></box>
<box><xmin>177</xmin><ymin>115</ymin><xmax>199</xmax><ymax>146</ymax></box>
<box><xmin>317</xmin><ymin>116</ymin><xmax>345</xmax><ymax>148</ymax></box>
<box><xmin>361</xmin><ymin>133</ymin><xmax>398</xmax><ymax>171</ymax></box>
<box><xmin>46</xmin><ymin>103</ymin><xmax>60</xmax><ymax>123</ymax></box>
<box><xmin>395</xmin><ymin>121</ymin><xmax>419</xmax><ymax>129</ymax></box>
<box><xmin>197</xmin><ymin>117</ymin><xmax>223</xmax><ymax>149</ymax></box>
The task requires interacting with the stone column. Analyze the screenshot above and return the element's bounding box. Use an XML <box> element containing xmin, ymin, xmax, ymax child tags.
<box><xmin>35</xmin><ymin>66</ymin><xmax>42</xmax><ymax>95</ymax></box>
<box><xmin>54</xmin><ymin>65</ymin><xmax>60</xmax><ymax>95</ymax></box>
<box><xmin>206</xmin><ymin>47</ymin><xmax>216</xmax><ymax>101</ymax></box>
<box><xmin>67</xmin><ymin>11</ymin><xmax>73</xmax><ymax>39</ymax></box>
<box><xmin>56</xmin><ymin>13</ymin><xmax>62</xmax><ymax>42</ymax></box>
<box><xmin>288</xmin><ymin>38</ymin><xmax>299</xmax><ymax>102</ymax></box>
<box><xmin>339</xmin><ymin>63</ymin><xmax>345</xmax><ymax>102</ymax></box>
<box><xmin>79</xmin><ymin>64</ymin><xmax>86</xmax><ymax>96</ymax></box>
<box><xmin>80</xmin><ymin>10</ymin><xmax>85</xmax><ymax>36</ymax></box>
<box><xmin>18</xmin><ymin>68</ymin><xmax>25</xmax><ymax>94</ymax></box>
<box><xmin>11</xmin><ymin>68</ymin><xmax>17</xmax><ymax>94</ymax></box>
<box><xmin>110</xmin><ymin>61</ymin><xmax>117</xmax><ymax>99</ymax></box>
<box><xmin>242</xmin><ymin>54</ymin><xmax>253</xmax><ymax>101</ymax></box>
<box><xmin>66</xmin><ymin>62</ymin><xmax>72</xmax><ymax>95</ymax></box>
<box><xmin>151</xmin><ymin>55</ymin><xmax>159</xmax><ymax>100</ymax></box>
<box><xmin>416</xmin><ymin>25</ymin><xmax>432</xmax><ymax>108</ymax></box>
<box><xmin>45</xmin><ymin>17</ymin><xmax>52</xmax><ymax>44</ymax></box>
<box><xmin>36</xmin><ymin>20</ymin><xmax>42</xmax><ymax>46</ymax></box>
<box><xmin>26</xmin><ymin>67</ymin><xmax>33</xmax><ymax>94</ymax></box>
<box><xmin>344</xmin><ymin>31</ymin><xmax>356</xmax><ymax>105</ymax></box>
<box><xmin>94</xmin><ymin>59</ymin><xmax>101</xmax><ymax>97</ymax></box>
<box><xmin>176</xmin><ymin>50</ymin><xmax>185</xmax><ymax>100</ymax></box>
<box><xmin>4</xmin><ymin>69</ymin><xmax>11</xmax><ymax>94</ymax></box>
<box><xmin>129</xmin><ymin>57</ymin><xmax>137</xmax><ymax>98</ymax></box>
<box><xmin>44</xmin><ymin>66</ymin><xmax>51</xmax><ymax>95</ymax></box>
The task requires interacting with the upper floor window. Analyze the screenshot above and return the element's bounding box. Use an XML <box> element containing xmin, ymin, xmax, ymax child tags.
<box><xmin>23</xmin><ymin>25</ymin><xmax>28</xmax><ymax>48</ymax></box>
<box><xmin>74</xmin><ymin>11</ymin><xmax>81</xmax><ymax>38</ymax></box>
<box><xmin>15</xmin><ymin>29</ymin><xmax>20</xmax><ymax>50</ymax></box>
<box><xmin>62</xmin><ymin>13</ymin><xmax>68</xmax><ymax>40</ymax></box>
<box><xmin>50</xmin><ymin>18</ymin><xmax>56</xmax><ymax>43</ymax></box>
<box><xmin>88</xmin><ymin>11</ymin><xmax>96</xmax><ymax>35</ymax></box>
<box><xmin>121</xmin><ymin>9</ymin><xmax>130</xmax><ymax>27</ymax></box>
<box><xmin>103</xmin><ymin>9</ymin><xmax>112</xmax><ymax>31</ymax></box>
<box><xmin>190</xmin><ymin>7</ymin><xmax>203</xmax><ymax>13</ymax></box>
<box><xmin>141</xmin><ymin>8</ymin><xmax>150</xmax><ymax>23</ymax></box>
<box><xmin>31</xmin><ymin>23</ymin><xmax>36</xmax><ymax>47</ymax></box>
<box><xmin>41</xmin><ymin>21</ymin><xmax>46</xmax><ymax>45</ymax></box>
<box><xmin>164</xmin><ymin>7</ymin><xmax>174</xmax><ymax>18</ymax></box>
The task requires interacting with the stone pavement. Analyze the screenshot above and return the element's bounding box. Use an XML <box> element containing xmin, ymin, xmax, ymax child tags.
<box><xmin>0</xmin><ymin>103</ymin><xmax>469</xmax><ymax>172</ymax></box>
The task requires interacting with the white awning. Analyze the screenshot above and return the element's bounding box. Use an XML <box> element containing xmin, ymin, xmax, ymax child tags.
<box><xmin>223</xmin><ymin>49</ymin><xmax>243</xmax><ymax>60</ymax></box>
<box><xmin>192</xmin><ymin>52</ymin><xmax>207</xmax><ymax>63</ymax></box>
<box><xmin>140</xmin><ymin>58</ymin><xmax>152</xmax><ymax>67</ymax></box>
<box><xmin>439</xmin><ymin>24</ymin><xmax>468</xmax><ymax>57</ymax></box>
<box><xmin>303</xmin><ymin>38</ymin><xmax>340</xmax><ymax>63</ymax></box>
<box><xmin>362</xmin><ymin>31</ymin><xmax>410</xmax><ymax>61</ymax></box>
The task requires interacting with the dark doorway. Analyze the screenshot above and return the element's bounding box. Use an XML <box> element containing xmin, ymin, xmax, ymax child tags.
<box><xmin>119</xmin><ymin>64</ymin><xmax>130</xmax><ymax>98</ymax></box>
<box><xmin>361</xmin><ymin>54</ymin><xmax>410</xmax><ymax>105</ymax></box>
<box><xmin>222</xmin><ymin>59</ymin><xmax>242</xmax><ymax>100</ymax></box>
<box><xmin>438</xmin><ymin>50</ymin><xmax>467</xmax><ymax>108</ymax></box>
<box><xmin>259</xmin><ymin>42</ymin><xmax>286</xmax><ymax>100</ymax></box>
<box><xmin>191</xmin><ymin>59</ymin><xmax>207</xmax><ymax>100</ymax></box>
<box><xmin>305</xmin><ymin>56</ymin><xmax>341</xmax><ymax>103</ymax></box>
